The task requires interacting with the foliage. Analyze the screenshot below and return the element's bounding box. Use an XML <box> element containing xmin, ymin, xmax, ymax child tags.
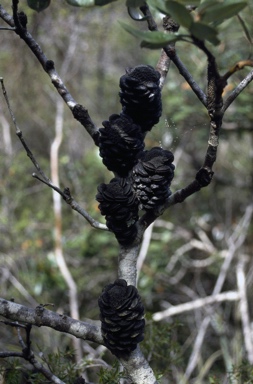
<box><xmin>0</xmin><ymin>349</ymin><xmax>80</xmax><ymax>384</ymax></box>
<box><xmin>98</xmin><ymin>360</ymin><xmax>127</xmax><ymax>383</ymax></box>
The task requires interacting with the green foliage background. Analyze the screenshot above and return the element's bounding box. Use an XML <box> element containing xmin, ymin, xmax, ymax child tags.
<box><xmin>0</xmin><ymin>0</ymin><xmax>253</xmax><ymax>382</ymax></box>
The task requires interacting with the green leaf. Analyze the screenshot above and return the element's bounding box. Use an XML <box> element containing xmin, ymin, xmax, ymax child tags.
<box><xmin>196</xmin><ymin>0</ymin><xmax>220</xmax><ymax>15</ymax></box>
<box><xmin>65</xmin><ymin>0</ymin><xmax>95</xmax><ymax>6</ymax></box>
<box><xmin>173</xmin><ymin>0</ymin><xmax>200</xmax><ymax>4</ymax></box>
<box><xmin>119</xmin><ymin>21</ymin><xmax>183</xmax><ymax>49</ymax></box>
<box><xmin>237</xmin><ymin>13</ymin><xmax>252</xmax><ymax>46</ymax></box>
<box><xmin>126</xmin><ymin>0</ymin><xmax>147</xmax><ymax>20</ymax></box>
<box><xmin>148</xmin><ymin>0</ymin><xmax>194</xmax><ymax>29</ymax></box>
<box><xmin>201</xmin><ymin>2</ymin><xmax>248</xmax><ymax>24</ymax></box>
<box><xmin>95</xmin><ymin>0</ymin><xmax>118</xmax><ymax>5</ymax></box>
<box><xmin>165</xmin><ymin>1</ymin><xmax>194</xmax><ymax>28</ymax></box>
<box><xmin>65</xmin><ymin>0</ymin><xmax>118</xmax><ymax>5</ymax></box>
<box><xmin>126</xmin><ymin>0</ymin><xmax>145</xmax><ymax>7</ymax></box>
<box><xmin>190</xmin><ymin>22</ymin><xmax>220</xmax><ymax>45</ymax></box>
<box><xmin>27</xmin><ymin>0</ymin><xmax>50</xmax><ymax>12</ymax></box>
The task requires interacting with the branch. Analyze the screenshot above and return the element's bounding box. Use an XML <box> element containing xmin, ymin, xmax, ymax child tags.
<box><xmin>0</xmin><ymin>322</ymin><xmax>66</xmax><ymax>384</ymax></box>
<box><xmin>140</xmin><ymin>3</ymin><xmax>207</xmax><ymax>105</ymax></box>
<box><xmin>236</xmin><ymin>258</ymin><xmax>253</xmax><ymax>364</ymax></box>
<box><xmin>222</xmin><ymin>59</ymin><xmax>253</xmax><ymax>82</ymax></box>
<box><xmin>0</xmin><ymin>3</ymin><xmax>98</xmax><ymax>142</ymax></box>
<box><xmin>152</xmin><ymin>291</ymin><xmax>240</xmax><ymax>321</ymax></box>
<box><xmin>223</xmin><ymin>68</ymin><xmax>253</xmax><ymax>112</ymax></box>
<box><xmin>0</xmin><ymin>298</ymin><xmax>103</xmax><ymax>344</ymax></box>
<box><xmin>0</xmin><ymin>78</ymin><xmax>107</xmax><ymax>231</ymax></box>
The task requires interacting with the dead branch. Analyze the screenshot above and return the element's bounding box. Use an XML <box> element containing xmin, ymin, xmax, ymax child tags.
<box><xmin>0</xmin><ymin>298</ymin><xmax>103</xmax><ymax>344</ymax></box>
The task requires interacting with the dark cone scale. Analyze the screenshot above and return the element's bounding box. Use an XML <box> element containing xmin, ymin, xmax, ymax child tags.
<box><xmin>96</xmin><ymin>178</ymin><xmax>139</xmax><ymax>245</ymax></box>
<box><xmin>98</xmin><ymin>114</ymin><xmax>144</xmax><ymax>177</ymax></box>
<box><xmin>119</xmin><ymin>65</ymin><xmax>162</xmax><ymax>133</ymax></box>
<box><xmin>131</xmin><ymin>147</ymin><xmax>175</xmax><ymax>211</ymax></box>
<box><xmin>98</xmin><ymin>279</ymin><xmax>145</xmax><ymax>356</ymax></box>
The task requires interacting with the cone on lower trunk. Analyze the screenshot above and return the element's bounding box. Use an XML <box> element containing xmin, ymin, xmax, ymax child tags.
<box><xmin>98</xmin><ymin>279</ymin><xmax>145</xmax><ymax>357</ymax></box>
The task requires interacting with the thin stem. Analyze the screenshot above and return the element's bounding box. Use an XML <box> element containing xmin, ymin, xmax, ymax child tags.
<box><xmin>1</xmin><ymin>78</ymin><xmax>107</xmax><ymax>230</ymax></box>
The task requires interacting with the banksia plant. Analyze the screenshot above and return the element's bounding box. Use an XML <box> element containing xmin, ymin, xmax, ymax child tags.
<box><xmin>131</xmin><ymin>147</ymin><xmax>175</xmax><ymax>211</ymax></box>
<box><xmin>98</xmin><ymin>279</ymin><xmax>145</xmax><ymax>356</ymax></box>
<box><xmin>119</xmin><ymin>65</ymin><xmax>162</xmax><ymax>133</ymax></box>
<box><xmin>98</xmin><ymin>114</ymin><xmax>144</xmax><ymax>177</ymax></box>
<box><xmin>96</xmin><ymin>178</ymin><xmax>139</xmax><ymax>245</ymax></box>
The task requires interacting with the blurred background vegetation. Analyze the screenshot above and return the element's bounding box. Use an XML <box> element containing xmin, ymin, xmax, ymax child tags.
<box><xmin>0</xmin><ymin>0</ymin><xmax>253</xmax><ymax>383</ymax></box>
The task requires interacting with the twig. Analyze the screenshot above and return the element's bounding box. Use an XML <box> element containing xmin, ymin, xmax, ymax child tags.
<box><xmin>184</xmin><ymin>317</ymin><xmax>210</xmax><ymax>380</ymax></box>
<box><xmin>0</xmin><ymin>26</ymin><xmax>15</xmax><ymax>30</ymax></box>
<box><xmin>140</xmin><ymin>3</ymin><xmax>207</xmax><ymax>105</ymax></box>
<box><xmin>223</xmin><ymin>68</ymin><xmax>253</xmax><ymax>112</ymax></box>
<box><xmin>152</xmin><ymin>291</ymin><xmax>240</xmax><ymax>321</ymax></box>
<box><xmin>222</xmin><ymin>59</ymin><xmax>253</xmax><ymax>82</ymax></box>
<box><xmin>236</xmin><ymin>257</ymin><xmax>253</xmax><ymax>364</ymax></box>
<box><xmin>164</xmin><ymin>42</ymin><xmax>208</xmax><ymax>105</ymax></box>
<box><xmin>1</xmin><ymin>267</ymin><xmax>38</xmax><ymax>307</ymax></box>
<box><xmin>0</xmin><ymin>78</ymin><xmax>107</xmax><ymax>231</ymax></box>
<box><xmin>213</xmin><ymin>204</ymin><xmax>253</xmax><ymax>295</ymax></box>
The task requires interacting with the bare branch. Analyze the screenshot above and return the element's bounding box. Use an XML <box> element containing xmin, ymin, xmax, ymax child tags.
<box><xmin>153</xmin><ymin>291</ymin><xmax>240</xmax><ymax>321</ymax></box>
<box><xmin>236</xmin><ymin>257</ymin><xmax>253</xmax><ymax>364</ymax></box>
<box><xmin>223</xmin><ymin>68</ymin><xmax>253</xmax><ymax>112</ymax></box>
<box><xmin>0</xmin><ymin>298</ymin><xmax>103</xmax><ymax>345</ymax></box>
<box><xmin>222</xmin><ymin>59</ymin><xmax>253</xmax><ymax>82</ymax></box>
<box><xmin>184</xmin><ymin>317</ymin><xmax>210</xmax><ymax>380</ymax></box>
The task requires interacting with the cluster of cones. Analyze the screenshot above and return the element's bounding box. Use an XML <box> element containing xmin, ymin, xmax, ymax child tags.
<box><xmin>96</xmin><ymin>65</ymin><xmax>175</xmax><ymax>246</ymax></box>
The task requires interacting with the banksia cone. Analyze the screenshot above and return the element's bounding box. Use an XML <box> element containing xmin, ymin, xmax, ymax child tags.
<box><xmin>131</xmin><ymin>147</ymin><xmax>175</xmax><ymax>211</ymax></box>
<box><xmin>96</xmin><ymin>178</ymin><xmax>139</xmax><ymax>245</ymax></box>
<box><xmin>98</xmin><ymin>279</ymin><xmax>145</xmax><ymax>356</ymax></box>
<box><xmin>119</xmin><ymin>65</ymin><xmax>162</xmax><ymax>133</ymax></box>
<box><xmin>98</xmin><ymin>114</ymin><xmax>144</xmax><ymax>177</ymax></box>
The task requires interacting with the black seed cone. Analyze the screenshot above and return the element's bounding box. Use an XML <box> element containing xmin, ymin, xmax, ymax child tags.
<box><xmin>98</xmin><ymin>114</ymin><xmax>144</xmax><ymax>177</ymax></box>
<box><xmin>131</xmin><ymin>147</ymin><xmax>175</xmax><ymax>211</ymax></box>
<box><xmin>119</xmin><ymin>65</ymin><xmax>162</xmax><ymax>133</ymax></box>
<box><xmin>96</xmin><ymin>178</ymin><xmax>139</xmax><ymax>245</ymax></box>
<box><xmin>98</xmin><ymin>279</ymin><xmax>145</xmax><ymax>356</ymax></box>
